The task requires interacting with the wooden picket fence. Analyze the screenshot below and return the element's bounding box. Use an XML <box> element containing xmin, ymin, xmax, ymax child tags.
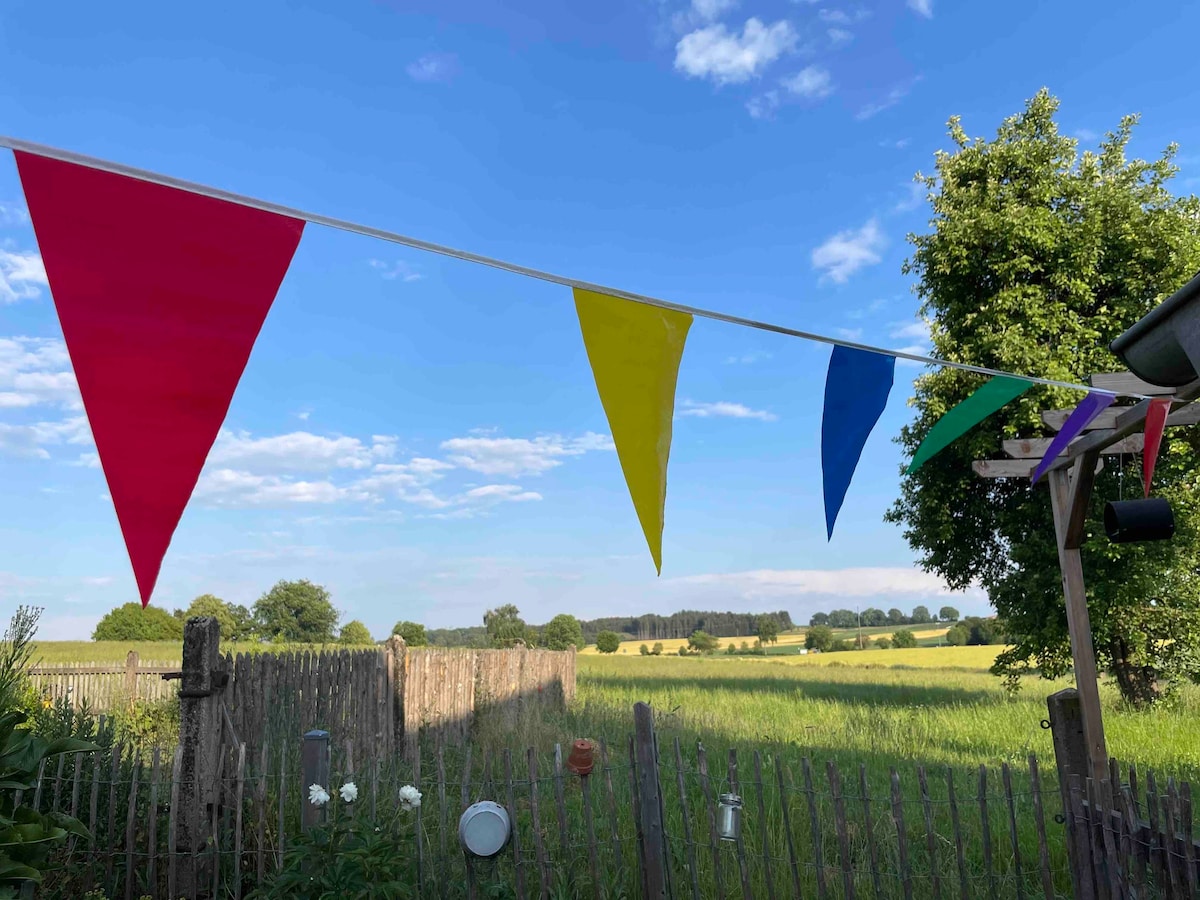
<box><xmin>27</xmin><ymin>653</ymin><xmax>180</xmax><ymax>710</ymax></box>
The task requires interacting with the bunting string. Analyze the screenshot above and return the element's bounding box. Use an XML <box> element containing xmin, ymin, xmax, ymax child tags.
<box><xmin>0</xmin><ymin>134</ymin><xmax>1155</xmax><ymax>402</ymax></box>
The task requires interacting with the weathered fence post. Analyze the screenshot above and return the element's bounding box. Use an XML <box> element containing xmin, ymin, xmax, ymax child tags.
<box><xmin>386</xmin><ymin>635</ymin><xmax>407</xmax><ymax>756</ymax></box>
<box><xmin>124</xmin><ymin>650</ymin><xmax>140</xmax><ymax>703</ymax></box>
<box><xmin>1048</xmin><ymin>689</ymin><xmax>1094</xmax><ymax>898</ymax></box>
<box><xmin>633</xmin><ymin>702</ymin><xmax>667</xmax><ymax>899</ymax></box>
<box><xmin>301</xmin><ymin>729</ymin><xmax>331</xmax><ymax>831</ymax></box>
<box><xmin>177</xmin><ymin>617</ymin><xmax>226</xmax><ymax>897</ymax></box>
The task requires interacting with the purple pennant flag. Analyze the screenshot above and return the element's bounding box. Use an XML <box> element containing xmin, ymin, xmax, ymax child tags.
<box><xmin>1031</xmin><ymin>391</ymin><xmax>1116</xmax><ymax>483</ymax></box>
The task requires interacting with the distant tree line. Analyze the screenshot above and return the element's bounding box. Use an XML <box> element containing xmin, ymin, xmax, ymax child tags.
<box><xmin>808</xmin><ymin>605</ymin><xmax>959</xmax><ymax>629</ymax></box>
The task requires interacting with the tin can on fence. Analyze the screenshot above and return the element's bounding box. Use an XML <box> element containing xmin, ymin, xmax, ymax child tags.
<box><xmin>716</xmin><ymin>792</ymin><xmax>743</xmax><ymax>842</ymax></box>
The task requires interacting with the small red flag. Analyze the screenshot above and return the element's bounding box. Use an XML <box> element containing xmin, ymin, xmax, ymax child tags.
<box><xmin>14</xmin><ymin>151</ymin><xmax>305</xmax><ymax>605</ymax></box>
<box><xmin>1142</xmin><ymin>398</ymin><xmax>1172</xmax><ymax>497</ymax></box>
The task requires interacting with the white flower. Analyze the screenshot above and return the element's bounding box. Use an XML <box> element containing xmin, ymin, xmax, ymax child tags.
<box><xmin>340</xmin><ymin>782</ymin><xmax>359</xmax><ymax>803</ymax></box>
<box><xmin>399</xmin><ymin>784</ymin><xmax>423</xmax><ymax>810</ymax></box>
<box><xmin>308</xmin><ymin>784</ymin><xmax>330</xmax><ymax>806</ymax></box>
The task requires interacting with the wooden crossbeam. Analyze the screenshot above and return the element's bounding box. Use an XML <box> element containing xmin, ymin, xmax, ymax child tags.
<box><xmin>1040</xmin><ymin>402</ymin><xmax>1200</xmax><ymax>432</ymax></box>
<box><xmin>1086</xmin><ymin>372</ymin><xmax>1176</xmax><ymax>397</ymax></box>
<box><xmin>1002</xmin><ymin>435</ymin><xmax>1143</xmax><ymax>460</ymax></box>
<box><xmin>973</xmin><ymin>458</ymin><xmax>1105</xmax><ymax>479</ymax></box>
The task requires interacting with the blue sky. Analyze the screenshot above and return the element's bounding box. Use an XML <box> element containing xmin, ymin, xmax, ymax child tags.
<box><xmin>3</xmin><ymin>0</ymin><xmax>1199</xmax><ymax>640</ymax></box>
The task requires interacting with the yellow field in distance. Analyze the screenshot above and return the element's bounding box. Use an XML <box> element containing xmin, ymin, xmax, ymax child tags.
<box><xmin>578</xmin><ymin>627</ymin><xmax>950</xmax><ymax>656</ymax></box>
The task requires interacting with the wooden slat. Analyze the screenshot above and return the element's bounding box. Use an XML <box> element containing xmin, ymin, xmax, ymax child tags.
<box><xmin>553</xmin><ymin>743</ymin><xmax>569</xmax><ymax>861</ymax></box>
<box><xmin>600</xmin><ymin>739</ymin><xmax>623</xmax><ymax>883</ymax></box>
<box><xmin>1147</xmin><ymin>769</ymin><xmax>1167</xmax><ymax>889</ymax></box>
<box><xmin>1084</xmin><ymin>779</ymin><xmax>1111</xmax><ymax>900</ymax></box>
<box><xmin>415</xmin><ymin>744</ymin><xmax>425</xmax><ymax>897</ymax></box>
<box><xmin>674</xmin><ymin>739</ymin><xmax>701</xmax><ymax>900</ymax></box>
<box><xmin>1027</xmin><ymin>756</ymin><xmax>1055</xmax><ymax>900</ymax></box>
<box><xmin>1003</xmin><ymin>434</ymin><xmax>1144</xmax><ymax>459</ymax></box>
<box><xmin>728</xmin><ymin>749</ymin><xmax>752</xmax><ymax>900</ymax></box>
<box><xmin>696</xmin><ymin>742</ymin><xmax>726</xmax><ymax>898</ymax></box>
<box><xmin>890</xmin><ymin>769</ymin><xmax>913</xmax><ymax>900</ymax></box>
<box><xmin>780</xmin><ymin>759</ymin><xmax>803</xmax><ymax>899</ymax></box>
<box><xmin>124</xmin><ymin>754</ymin><xmax>140</xmax><ymax>900</ymax></box>
<box><xmin>627</xmin><ymin>736</ymin><xmax>647</xmax><ymax>893</ymax></box>
<box><xmin>827</xmin><ymin>761</ymin><xmax>854</xmax><ymax>900</ymax></box>
<box><xmin>528</xmin><ymin>747</ymin><xmax>550</xmax><ymax>900</ymax></box>
<box><xmin>1001</xmin><ymin>763</ymin><xmax>1025</xmax><ymax>900</ymax></box>
<box><xmin>918</xmin><ymin>766</ymin><xmax>941</xmax><ymax>900</ymax></box>
<box><xmin>210</xmin><ymin>745</ymin><xmax>226</xmax><ymax>900</ymax></box>
<box><xmin>1067</xmin><ymin>777</ymin><xmax>1096</xmax><ymax>900</ymax></box>
<box><xmin>256</xmin><ymin>743</ymin><xmax>267</xmax><ymax>886</ymax></box>
<box><xmin>504</xmin><ymin>749</ymin><xmax>527</xmax><ymax>900</ymax></box>
<box><xmin>51</xmin><ymin>753</ymin><xmax>65</xmax><ymax>812</ymax></box>
<box><xmin>437</xmin><ymin>744</ymin><xmax>448</xmax><ymax>887</ymax></box>
<box><xmin>1098</xmin><ymin>778</ymin><xmax>1124</xmax><ymax>900</ymax></box>
<box><xmin>977</xmin><ymin>765</ymin><xmax>997</xmax><ymax>900</ymax></box>
<box><xmin>233</xmin><ymin>743</ymin><xmax>246</xmax><ymax>900</ymax></box>
<box><xmin>277</xmin><ymin>741</ymin><xmax>286</xmax><ymax>869</ymax></box>
<box><xmin>803</xmin><ymin>757</ymin><xmax>829</xmax><ymax>900</ymax></box>
<box><xmin>947</xmin><ymin>768</ymin><xmax>968</xmax><ymax>900</ymax></box>
<box><xmin>106</xmin><ymin>744</ymin><xmax>120</xmax><ymax>888</ymax></box>
<box><xmin>1087</xmin><ymin>372</ymin><xmax>1176</xmax><ymax>396</ymax></box>
<box><xmin>1183</xmin><ymin>780</ymin><xmax>1197</xmax><ymax>900</ymax></box>
<box><xmin>1120</xmin><ymin>785</ymin><xmax>1147</xmax><ymax>897</ymax></box>
<box><xmin>168</xmin><ymin>748</ymin><xmax>182</xmax><ymax>900</ymax></box>
<box><xmin>148</xmin><ymin>747</ymin><xmax>161</xmax><ymax>896</ymax></box>
<box><xmin>582</xmin><ymin>768</ymin><xmax>602</xmax><ymax>900</ymax></box>
<box><xmin>1165</xmin><ymin>779</ymin><xmax>1185</xmax><ymax>899</ymax></box>
<box><xmin>753</xmin><ymin>751</ymin><xmax>776</xmax><ymax>900</ymax></box>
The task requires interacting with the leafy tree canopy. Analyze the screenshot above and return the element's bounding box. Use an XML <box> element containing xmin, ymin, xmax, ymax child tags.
<box><xmin>184</xmin><ymin>594</ymin><xmax>255</xmax><ymax>642</ymax></box>
<box><xmin>391</xmin><ymin>621</ymin><xmax>428</xmax><ymax>647</ymax></box>
<box><xmin>252</xmin><ymin>580</ymin><xmax>339</xmax><ymax>644</ymax></box>
<box><xmin>542</xmin><ymin>614</ymin><xmax>584</xmax><ymax>651</ymax></box>
<box><xmin>756</xmin><ymin>615</ymin><xmax>780</xmax><ymax>645</ymax></box>
<box><xmin>805</xmin><ymin>625</ymin><xmax>834</xmax><ymax>652</ymax></box>
<box><xmin>687</xmin><ymin>630</ymin><xmax>720</xmax><ymax>653</ymax></box>
<box><xmin>595</xmin><ymin>631</ymin><xmax>621</xmax><ymax>654</ymax></box>
<box><xmin>887</xmin><ymin>89</ymin><xmax>1200</xmax><ymax>706</ymax></box>
<box><xmin>891</xmin><ymin>629</ymin><xmax>918</xmax><ymax>649</ymax></box>
<box><xmin>339</xmin><ymin>620</ymin><xmax>374</xmax><ymax>645</ymax></box>
<box><xmin>93</xmin><ymin>603</ymin><xmax>183</xmax><ymax>642</ymax></box>
<box><xmin>483</xmin><ymin>605</ymin><xmax>530</xmax><ymax>649</ymax></box>
<box><xmin>938</xmin><ymin>606</ymin><xmax>961</xmax><ymax>622</ymax></box>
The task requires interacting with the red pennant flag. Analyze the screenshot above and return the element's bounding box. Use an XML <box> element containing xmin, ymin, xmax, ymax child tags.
<box><xmin>15</xmin><ymin>151</ymin><xmax>305</xmax><ymax>605</ymax></box>
<box><xmin>1142</xmin><ymin>398</ymin><xmax>1171</xmax><ymax>497</ymax></box>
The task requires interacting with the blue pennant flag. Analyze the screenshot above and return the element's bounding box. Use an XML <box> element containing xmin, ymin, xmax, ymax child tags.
<box><xmin>822</xmin><ymin>345</ymin><xmax>896</xmax><ymax>539</ymax></box>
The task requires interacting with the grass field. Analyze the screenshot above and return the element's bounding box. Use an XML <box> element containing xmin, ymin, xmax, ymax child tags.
<box><xmin>578</xmin><ymin>625</ymin><xmax>952</xmax><ymax>655</ymax></box>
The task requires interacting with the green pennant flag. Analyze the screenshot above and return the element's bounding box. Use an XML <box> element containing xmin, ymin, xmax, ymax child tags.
<box><xmin>906</xmin><ymin>375</ymin><xmax>1032</xmax><ymax>474</ymax></box>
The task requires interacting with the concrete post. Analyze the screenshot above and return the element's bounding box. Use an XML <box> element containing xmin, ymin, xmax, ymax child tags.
<box><xmin>301</xmin><ymin>729</ymin><xmax>331</xmax><ymax>831</ymax></box>
<box><xmin>1047</xmin><ymin>689</ymin><xmax>1093</xmax><ymax>898</ymax></box>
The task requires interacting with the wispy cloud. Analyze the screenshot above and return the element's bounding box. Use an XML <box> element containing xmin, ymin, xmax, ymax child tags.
<box><xmin>209</xmin><ymin>430</ymin><xmax>397</xmax><ymax>472</ymax></box>
<box><xmin>812</xmin><ymin>218</ymin><xmax>885</xmax><ymax>283</ymax></box>
<box><xmin>0</xmin><ymin>203</ymin><xmax>29</xmax><ymax>226</ymax></box>
<box><xmin>368</xmin><ymin>259</ymin><xmax>423</xmax><ymax>282</ymax></box>
<box><xmin>678</xmin><ymin>400</ymin><xmax>778</xmax><ymax>421</ymax></box>
<box><xmin>675</xmin><ymin>18</ymin><xmax>798</xmax><ymax>85</ymax></box>
<box><xmin>723</xmin><ymin>351</ymin><xmax>772</xmax><ymax>365</ymax></box>
<box><xmin>406</xmin><ymin>53</ymin><xmax>459</xmax><ymax>83</ymax></box>
<box><xmin>826</xmin><ymin>28</ymin><xmax>853</xmax><ymax>47</ymax></box>
<box><xmin>856</xmin><ymin>79</ymin><xmax>919</xmax><ymax>120</ymax></box>
<box><xmin>781</xmin><ymin>65</ymin><xmax>833</xmax><ymax>99</ymax></box>
<box><xmin>0</xmin><ymin>416</ymin><xmax>91</xmax><ymax>460</ymax></box>
<box><xmin>906</xmin><ymin>0</ymin><xmax>933</xmax><ymax>18</ymax></box>
<box><xmin>746</xmin><ymin>91</ymin><xmax>781</xmax><ymax>119</ymax></box>
<box><xmin>892</xmin><ymin>181</ymin><xmax>925</xmax><ymax>213</ymax></box>
<box><xmin>0</xmin><ymin>337</ymin><xmax>80</xmax><ymax>411</ymax></box>
<box><xmin>442</xmin><ymin>432</ymin><xmax>613</xmax><ymax>477</ymax></box>
<box><xmin>0</xmin><ymin>250</ymin><xmax>48</xmax><ymax>303</ymax></box>
<box><xmin>1074</xmin><ymin>128</ymin><xmax>1098</xmax><ymax>141</ymax></box>
<box><xmin>847</xmin><ymin>298</ymin><xmax>888</xmax><ymax>320</ymax></box>
<box><xmin>834</xmin><ymin>327</ymin><xmax>863</xmax><ymax>341</ymax></box>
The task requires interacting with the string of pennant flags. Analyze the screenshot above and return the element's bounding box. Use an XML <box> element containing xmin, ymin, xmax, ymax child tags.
<box><xmin>0</xmin><ymin>137</ymin><xmax>1174</xmax><ymax>606</ymax></box>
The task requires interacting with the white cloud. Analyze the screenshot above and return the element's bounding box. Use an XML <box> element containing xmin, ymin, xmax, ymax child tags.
<box><xmin>208</xmin><ymin>430</ymin><xmax>397</xmax><ymax>472</ymax></box>
<box><xmin>781</xmin><ymin>65</ymin><xmax>833</xmax><ymax>99</ymax></box>
<box><xmin>889</xmin><ymin>321</ymin><xmax>930</xmax><ymax>342</ymax></box>
<box><xmin>666</xmin><ymin>567</ymin><xmax>977</xmax><ymax>599</ymax></box>
<box><xmin>847</xmin><ymin>298</ymin><xmax>888</xmax><ymax>319</ymax></box>
<box><xmin>724</xmin><ymin>351</ymin><xmax>772</xmax><ymax>365</ymax></box>
<box><xmin>678</xmin><ymin>400</ymin><xmax>778</xmax><ymax>421</ymax></box>
<box><xmin>0</xmin><ymin>203</ymin><xmax>29</xmax><ymax>226</ymax></box>
<box><xmin>368</xmin><ymin>259</ymin><xmax>423</xmax><ymax>282</ymax></box>
<box><xmin>675</xmin><ymin>18</ymin><xmax>798</xmax><ymax>85</ymax></box>
<box><xmin>856</xmin><ymin>80</ymin><xmax>918</xmax><ymax>120</ymax></box>
<box><xmin>441</xmin><ymin>432</ymin><xmax>613</xmax><ymax>477</ymax></box>
<box><xmin>812</xmin><ymin>218</ymin><xmax>885</xmax><ymax>283</ymax></box>
<box><xmin>1074</xmin><ymin>128</ymin><xmax>1098</xmax><ymax>141</ymax></box>
<box><xmin>746</xmin><ymin>91</ymin><xmax>780</xmax><ymax>119</ymax></box>
<box><xmin>406</xmin><ymin>53</ymin><xmax>459</xmax><ymax>83</ymax></box>
<box><xmin>892</xmin><ymin>181</ymin><xmax>925</xmax><ymax>213</ymax></box>
<box><xmin>463</xmin><ymin>484</ymin><xmax>542</xmax><ymax>502</ymax></box>
<box><xmin>906</xmin><ymin>0</ymin><xmax>933</xmax><ymax>18</ymax></box>
<box><xmin>690</xmin><ymin>0</ymin><xmax>739</xmax><ymax>22</ymax></box>
<box><xmin>834</xmin><ymin>327</ymin><xmax>863</xmax><ymax>341</ymax></box>
<box><xmin>195</xmin><ymin>469</ymin><xmax>356</xmax><ymax>507</ymax></box>
<box><xmin>0</xmin><ymin>416</ymin><xmax>91</xmax><ymax>459</ymax></box>
<box><xmin>827</xmin><ymin>28</ymin><xmax>852</xmax><ymax>46</ymax></box>
<box><xmin>0</xmin><ymin>251</ymin><xmax>48</xmax><ymax>303</ymax></box>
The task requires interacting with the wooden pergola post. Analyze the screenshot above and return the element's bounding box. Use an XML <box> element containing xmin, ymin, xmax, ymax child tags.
<box><xmin>973</xmin><ymin>372</ymin><xmax>1200</xmax><ymax>785</ymax></box>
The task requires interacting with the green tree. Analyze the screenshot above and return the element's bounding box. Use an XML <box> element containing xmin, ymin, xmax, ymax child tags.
<box><xmin>805</xmin><ymin>625</ymin><xmax>834</xmax><ymax>652</ymax></box>
<box><xmin>640</xmin><ymin>644</ymin><xmax>650</xmax><ymax>656</ymax></box>
<box><xmin>938</xmin><ymin>606</ymin><xmax>960</xmax><ymax>623</ymax></box>
<box><xmin>483</xmin><ymin>605</ymin><xmax>529</xmax><ymax>648</ymax></box>
<box><xmin>184</xmin><ymin>594</ymin><xmax>255</xmax><ymax>641</ymax></box>
<box><xmin>687</xmin><ymin>630</ymin><xmax>720</xmax><ymax>654</ymax></box>
<box><xmin>595</xmin><ymin>631</ymin><xmax>621</xmax><ymax>654</ymax></box>
<box><xmin>862</xmin><ymin>608</ymin><xmax>886</xmax><ymax>627</ymax></box>
<box><xmin>93</xmin><ymin>603</ymin><xmax>183</xmax><ymax>641</ymax></box>
<box><xmin>946</xmin><ymin>624</ymin><xmax>970</xmax><ymax>646</ymax></box>
<box><xmin>391</xmin><ymin>621</ymin><xmax>428</xmax><ymax>647</ymax></box>
<box><xmin>651</xmin><ymin>642</ymin><xmax>664</xmax><ymax>656</ymax></box>
<box><xmin>887</xmin><ymin>608</ymin><xmax>904</xmax><ymax>625</ymax></box>
<box><xmin>875</xmin><ymin>636</ymin><xmax>893</xmax><ymax>649</ymax></box>
<box><xmin>827</xmin><ymin>609</ymin><xmax>856</xmax><ymax>629</ymax></box>
<box><xmin>910</xmin><ymin>606</ymin><xmax>932</xmax><ymax>625</ymax></box>
<box><xmin>892</xmin><ymin>629</ymin><xmax>918</xmax><ymax>649</ymax></box>
<box><xmin>756</xmin><ymin>615</ymin><xmax>780</xmax><ymax>645</ymax></box>
<box><xmin>809</xmin><ymin>612</ymin><xmax>829</xmax><ymax>627</ymax></box>
<box><xmin>542</xmin><ymin>614</ymin><xmax>585</xmax><ymax>651</ymax></box>
<box><xmin>828</xmin><ymin>639</ymin><xmax>851</xmax><ymax>653</ymax></box>
<box><xmin>339</xmin><ymin>620</ymin><xmax>374</xmax><ymax>645</ymax></box>
<box><xmin>886</xmin><ymin>89</ymin><xmax>1200</xmax><ymax>706</ymax></box>
<box><xmin>677</xmin><ymin>646</ymin><xmax>689</xmax><ymax>656</ymax></box>
<box><xmin>252</xmin><ymin>580</ymin><xmax>339</xmax><ymax>643</ymax></box>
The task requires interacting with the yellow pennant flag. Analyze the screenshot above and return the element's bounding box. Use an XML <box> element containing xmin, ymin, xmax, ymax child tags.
<box><xmin>574</xmin><ymin>288</ymin><xmax>692</xmax><ymax>574</ymax></box>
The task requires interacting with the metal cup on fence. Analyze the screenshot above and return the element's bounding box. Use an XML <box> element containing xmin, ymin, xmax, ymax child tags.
<box><xmin>716</xmin><ymin>792</ymin><xmax>743</xmax><ymax>841</ymax></box>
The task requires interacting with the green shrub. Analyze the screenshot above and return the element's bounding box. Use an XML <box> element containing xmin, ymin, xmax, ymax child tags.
<box><xmin>891</xmin><ymin>629</ymin><xmax>918</xmax><ymax>649</ymax></box>
<box><xmin>640</xmin><ymin>644</ymin><xmax>650</xmax><ymax>656</ymax></box>
<box><xmin>651</xmin><ymin>643</ymin><xmax>663</xmax><ymax>656</ymax></box>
